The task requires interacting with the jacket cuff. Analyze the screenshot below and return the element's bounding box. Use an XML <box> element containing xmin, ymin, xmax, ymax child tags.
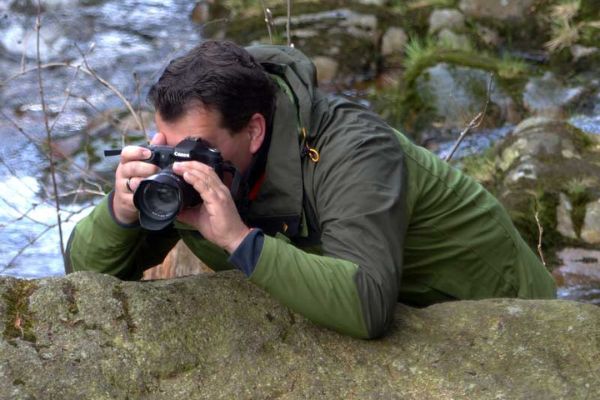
<box><xmin>227</xmin><ymin>229</ymin><xmax>264</xmax><ymax>276</ymax></box>
<box><xmin>92</xmin><ymin>194</ymin><xmax>142</xmax><ymax>241</ymax></box>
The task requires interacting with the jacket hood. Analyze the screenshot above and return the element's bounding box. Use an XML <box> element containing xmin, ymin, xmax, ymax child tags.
<box><xmin>239</xmin><ymin>45</ymin><xmax>322</xmax><ymax>237</ymax></box>
<box><xmin>246</xmin><ymin>45</ymin><xmax>318</xmax><ymax>134</ymax></box>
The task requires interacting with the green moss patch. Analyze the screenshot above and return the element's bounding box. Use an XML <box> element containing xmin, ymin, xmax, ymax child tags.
<box><xmin>2</xmin><ymin>280</ymin><xmax>39</xmax><ymax>343</ymax></box>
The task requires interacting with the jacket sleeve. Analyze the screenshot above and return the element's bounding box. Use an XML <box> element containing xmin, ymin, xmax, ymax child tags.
<box><xmin>249</xmin><ymin>106</ymin><xmax>408</xmax><ymax>339</ymax></box>
<box><xmin>66</xmin><ymin>192</ymin><xmax>180</xmax><ymax>280</ymax></box>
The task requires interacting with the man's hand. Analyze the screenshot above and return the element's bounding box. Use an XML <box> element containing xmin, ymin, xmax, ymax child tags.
<box><xmin>172</xmin><ymin>161</ymin><xmax>251</xmax><ymax>253</ymax></box>
<box><xmin>112</xmin><ymin>133</ymin><xmax>166</xmax><ymax>225</ymax></box>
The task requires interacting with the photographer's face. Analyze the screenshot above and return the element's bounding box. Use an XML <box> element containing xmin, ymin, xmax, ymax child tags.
<box><xmin>155</xmin><ymin>104</ymin><xmax>265</xmax><ymax>178</ymax></box>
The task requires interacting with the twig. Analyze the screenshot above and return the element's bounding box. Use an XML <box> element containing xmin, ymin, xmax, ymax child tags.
<box><xmin>47</xmin><ymin>47</ymin><xmax>92</xmax><ymax>135</ymax></box>
<box><xmin>1</xmin><ymin>62</ymin><xmax>146</xmax><ymax>135</ymax></box>
<box><xmin>75</xmin><ymin>44</ymin><xmax>147</xmax><ymax>140</ymax></box>
<box><xmin>1</xmin><ymin>224</ymin><xmax>54</xmax><ymax>273</ymax></box>
<box><xmin>444</xmin><ymin>76</ymin><xmax>494</xmax><ymax>162</ymax></box>
<box><xmin>1</xmin><ymin>95</ymin><xmax>111</xmax><ymax>187</ymax></box>
<box><xmin>534</xmin><ymin>210</ymin><xmax>547</xmax><ymax>267</ymax></box>
<box><xmin>35</xmin><ymin>1</ymin><xmax>66</xmax><ymax>265</ymax></box>
<box><xmin>0</xmin><ymin>198</ymin><xmax>50</xmax><ymax>227</ymax></box>
<box><xmin>259</xmin><ymin>0</ymin><xmax>274</xmax><ymax>44</ymax></box>
<box><xmin>133</xmin><ymin>72</ymin><xmax>146</xmax><ymax>136</ymax></box>
<box><xmin>286</xmin><ymin>0</ymin><xmax>293</xmax><ymax>47</ymax></box>
<box><xmin>53</xmin><ymin>188</ymin><xmax>106</xmax><ymax>199</ymax></box>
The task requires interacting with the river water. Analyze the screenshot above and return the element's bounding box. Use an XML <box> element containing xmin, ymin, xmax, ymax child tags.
<box><xmin>0</xmin><ymin>0</ymin><xmax>599</xmax><ymax>305</ymax></box>
<box><xmin>0</xmin><ymin>0</ymin><xmax>200</xmax><ymax>277</ymax></box>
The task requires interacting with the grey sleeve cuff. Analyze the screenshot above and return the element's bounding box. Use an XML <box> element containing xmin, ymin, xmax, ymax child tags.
<box><xmin>227</xmin><ymin>229</ymin><xmax>265</xmax><ymax>276</ymax></box>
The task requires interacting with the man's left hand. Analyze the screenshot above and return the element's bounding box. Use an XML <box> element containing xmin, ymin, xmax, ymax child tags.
<box><xmin>172</xmin><ymin>161</ymin><xmax>251</xmax><ymax>253</ymax></box>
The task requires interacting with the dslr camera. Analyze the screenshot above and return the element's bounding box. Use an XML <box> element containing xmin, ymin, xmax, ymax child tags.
<box><xmin>105</xmin><ymin>137</ymin><xmax>238</xmax><ymax>231</ymax></box>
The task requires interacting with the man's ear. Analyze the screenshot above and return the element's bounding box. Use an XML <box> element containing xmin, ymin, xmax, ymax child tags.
<box><xmin>246</xmin><ymin>113</ymin><xmax>266</xmax><ymax>154</ymax></box>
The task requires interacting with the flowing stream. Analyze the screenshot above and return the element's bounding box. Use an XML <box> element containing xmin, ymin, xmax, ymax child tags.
<box><xmin>0</xmin><ymin>0</ymin><xmax>200</xmax><ymax>277</ymax></box>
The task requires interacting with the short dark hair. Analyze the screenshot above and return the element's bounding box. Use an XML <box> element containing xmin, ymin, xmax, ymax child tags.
<box><xmin>148</xmin><ymin>40</ymin><xmax>276</xmax><ymax>134</ymax></box>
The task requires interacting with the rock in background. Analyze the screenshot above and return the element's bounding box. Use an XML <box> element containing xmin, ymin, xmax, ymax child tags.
<box><xmin>1</xmin><ymin>271</ymin><xmax>599</xmax><ymax>399</ymax></box>
<box><xmin>192</xmin><ymin>0</ymin><xmax>599</xmax><ymax>146</ymax></box>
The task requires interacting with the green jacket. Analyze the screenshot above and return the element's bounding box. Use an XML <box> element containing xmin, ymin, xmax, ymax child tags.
<box><xmin>67</xmin><ymin>45</ymin><xmax>556</xmax><ymax>339</ymax></box>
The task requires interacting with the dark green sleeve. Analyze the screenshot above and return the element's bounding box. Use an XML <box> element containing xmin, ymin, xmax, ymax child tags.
<box><xmin>66</xmin><ymin>193</ymin><xmax>180</xmax><ymax>280</ymax></box>
<box><xmin>250</xmin><ymin>106</ymin><xmax>407</xmax><ymax>339</ymax></box>
<box><xmin>249</xmin><ymin>235</ymin><xmax>370</xmax><ymax>338</ymax></box>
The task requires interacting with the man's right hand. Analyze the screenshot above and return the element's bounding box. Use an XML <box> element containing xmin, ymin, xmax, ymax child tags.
<box><xmin>112</xmin><ymin>132</ymin><xmax>166</xmax><ymax>225</ymax></box>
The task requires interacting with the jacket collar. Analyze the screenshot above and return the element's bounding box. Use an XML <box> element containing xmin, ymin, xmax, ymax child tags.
<box><xmin>244</xmin><ymin>77</ymin><xmax>304</xmax><ymax>237</ymax></box>
<box><xmin>243</xmin><ymin>46</ymin><xmax>319</xmax><ymax>237</ymax></box>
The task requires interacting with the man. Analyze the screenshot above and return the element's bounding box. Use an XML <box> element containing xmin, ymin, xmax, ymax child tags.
<box><xmin>66</xmin><ymin>40</ymin><xmax>556</xmax><ymax>339</ymax></box>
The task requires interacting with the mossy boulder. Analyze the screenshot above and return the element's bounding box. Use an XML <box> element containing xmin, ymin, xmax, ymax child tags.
<box><xmin>462</xmin><ymin>116</ymin><xmax>600</xmax><ymax>255</ymax></box>
<box><xmin>414</xmin><ymin>62</ymin><xmax>519</xmax><ymax>134</ymax></box>
<box><xmin>1</xmin><ymin>271</ymin><xmax>600</xmax><ymax>399</ymax></box>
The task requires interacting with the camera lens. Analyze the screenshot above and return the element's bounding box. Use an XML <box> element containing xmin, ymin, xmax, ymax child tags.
<box><xmin>140</xmin><ymin>182</ymin><xmax>180</xmax><ymax>220</ymax></box>
<box><xmin>133</xmin><ymin>169</ymin><xmax>201</xmax><ymax>230</ymax></box>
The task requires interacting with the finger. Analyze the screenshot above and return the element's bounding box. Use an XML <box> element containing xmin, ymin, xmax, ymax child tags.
<box><xmin>120</xmin><ymin>145</ymin><xmax>152</xmax><ymax>163</ymax></box>
<box><xmin>150</xmin><ymin>132</ymin><xmax>167</xmax><ymax>146</ymax></box>
<box><xmin>120</xmin><ymin>160</ymin><xmax>160</xmax><ymax>180</ymax></box>
<box><xmin>183</xmin><ymin>169</ymin><xmax>229</xmax><ymax>202</ymax></box>
<box><xmin>172</xmin><ymin>160</ymin><xmax>217</xmax><ymax>177</ymax></box>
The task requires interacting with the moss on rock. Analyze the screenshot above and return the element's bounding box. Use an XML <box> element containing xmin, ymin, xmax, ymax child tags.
<box><xmin>2</xmin><ymin>279</ymin><xmax>39</xmax><ymax>343</ymax></box>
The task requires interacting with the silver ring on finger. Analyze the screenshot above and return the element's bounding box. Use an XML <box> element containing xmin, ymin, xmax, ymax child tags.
<box><xmin>126</xmin><ymin>177</ymin><xmax>134</xmax><ymax>193</ymax></box>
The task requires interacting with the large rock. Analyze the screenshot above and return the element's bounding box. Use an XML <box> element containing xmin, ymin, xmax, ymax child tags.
<box><xmin>415</xmin><ymin>63</ymin><xmax>518</xmax><ymax>131</ymax></box>
<box><xmin>1</xmin><ymin>271</ymin><xmax>599</xmax><ymax>399</ymax></box>
<box><xmin>478</xmin><ymin>117</ymin><xmax>600</xmax><ymax>247</ymax></box>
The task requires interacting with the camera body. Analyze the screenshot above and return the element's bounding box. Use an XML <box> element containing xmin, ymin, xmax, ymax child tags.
<box><xmin>143</xmin><ymin>137</ymin><xmax>225</xmax><ymax>174</ymax></box>
<box><xmin>135</xmin><ymin>137</ymin><xmax>225</xmax><ymax>230</ymax></box>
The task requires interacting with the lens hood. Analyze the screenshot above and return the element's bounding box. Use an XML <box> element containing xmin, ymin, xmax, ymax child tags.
<box><xmin>134</xmin><ymin>170</ymin><xmax>200</xmax><ymax>230</ymax></box>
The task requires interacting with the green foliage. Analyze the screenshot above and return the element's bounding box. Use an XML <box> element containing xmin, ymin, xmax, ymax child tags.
<box><xmin>497</xmin><ymin>55</ymin><xmax>529</xmax><ymax>79</ymax></box>
<box><xmin>563</xmin><ymin>177</ymin><xmax>593</xmax><ymax>235</ymax></box>
<box><xmin>372</xmin><ymin>36</ymin><xmax>529</xmax><ymax>131</ymax></box>
<box><xmin>508</xmin><ymin>190</ymin><xmax>561</xmax><ymax>266</ymax></box>
<box><xmin>544</xmin><ymin>0</ymin><xmax>600</xmax><ymax>53</ymax></box>
<box><xmin>459</xmin><ymin>150</ymin><xmax>497</xmax><ymax>186</ymax></box>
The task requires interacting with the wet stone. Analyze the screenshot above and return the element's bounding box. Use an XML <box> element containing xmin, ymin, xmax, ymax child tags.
<box><xmin>581</xmin><ymin>199</ymin><xmax>600</xmax><ymax>244</ymax></box>
<box><xmin>523</xmin><ymin>72</ymin><xmax>586</xmax><ymax>118</ymax></box>
<box><xmin>428</xmin><ymin>9</ymin><xmax>465</xmax><ymax>34</ymax></box>
<box><xmin>557</xmin><ymin>193</ymin><xmax>578</xmax><ymax>240</ymax></box>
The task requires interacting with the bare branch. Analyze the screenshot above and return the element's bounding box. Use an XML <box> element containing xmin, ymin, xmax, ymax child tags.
<box><xmin>1</xmin><ymin>102</ymin><xmax>112</xmax><ymax>188</ymax></box>
<box><xmin>1</xmin><ymin>61</ymin><xmax>146</xmax><ymax>136</ymax></box>
<box><xmin>534</xmin><ymin>210</ymin><xmax>547</xmax><ymax>267</ymax></box>
<box><xmin>259</xmin><ymin>1</ymin><xmax>274</xmax><ymax>44</ymax></box>
<box><xmin>47</xmin><ymin>48</ymin><xmax>94</xmax><ymax>136</ymax></box>
<box><xmin>444</xmin><ymin>76</ymin><xmax>494</xmax><ymax>162</ymax></box>
<box><xmin>36</xmin><ymin>0</ymin><xmax>66</xmax><ymax>265</ymax></box>
<box><xmin>75</xmin><ymin>44</ymin><xmax>147</xmax><ymax>140</ymax></box>
<box><xmin>1</xmin><ymin>224</ymin><xmax>54</xmax><ymax>273</ymax></box>
<box><xmin>0</xmin><ymin>197</ymin><xmax>50</xmax><ymax>227</ymax></box>
<box><xmin>286</xmin><ymin>0</ymin><xmax>293</xmax><ymax>47</ymax></box>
